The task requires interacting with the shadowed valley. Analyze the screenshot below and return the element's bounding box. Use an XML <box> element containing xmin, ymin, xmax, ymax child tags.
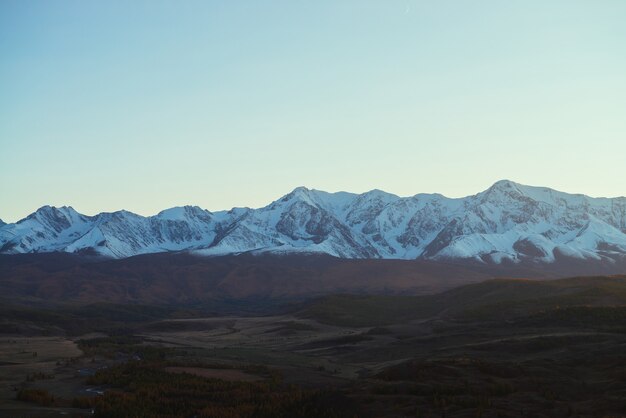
<box><xmin>2</xmin><ymin>253</ymin><xmax>626</xmax><ymax>417</ymax></box>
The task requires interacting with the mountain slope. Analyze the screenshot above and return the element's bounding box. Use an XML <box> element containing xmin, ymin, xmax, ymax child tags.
<box><xmin>1</xmin><ymin>181</ymin><xmax>625</xmax><ymax>264</ymax></box>
<box><xmin>299</xmin><ymin>274</ymin><xmax>626</xmax><ymax>326</ymax></box>
<box><xmin>0</xmin><ymin>253</ymin><xmax>503</xmax><ymax>303</ymax></box>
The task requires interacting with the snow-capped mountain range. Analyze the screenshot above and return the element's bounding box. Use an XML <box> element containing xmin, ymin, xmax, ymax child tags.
<box><xmin>1</xmin><ymin>180</ymin><xmax>625</xmax><ymax>264</ymax></box>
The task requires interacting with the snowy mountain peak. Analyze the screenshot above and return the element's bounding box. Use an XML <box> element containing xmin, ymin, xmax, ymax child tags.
<box><xmin>273</xmin><ymin>187</ymin><xmax>348</xmax><ymax>214</ymax></box>
<box><xmin>21</xmin><ymin>205</ymin><xmax>86</xmax><ymax>232</ymax></box>
<box><xmin>282</xmin><ymin>186</ymin><xmax>317</xmax><ymax>204</ymax></box>
<box><xmin>27</xmin><ymin>205</ymin><xmax>79</xmax><ymax>219</ymax></box>
<box><xmin>480</xmin><ymin>179</ymin><xmax>527</xmax><ymax>199</ymax></box>
<box><xmin>292</xmin><ymin>186</ymin><xmax>310</xmax><ymax>193</ymax></box>
<box><xmin>2</xmin><ymin>181</ymin><xmax>625</xmax><ymax>264</ymax></box>
<box><xmin>156</xmin><ymin>206</ymin><xmax>212</xmax><ymax>221</ymax></box>
<box><xmin>490</xmin><ymin>179</ymin><xmax>521</xmax><ymax>190</ymax></box>
<box><xmin>361</xmin><ymin>189</ymin><xmax>399</xmax><ymax>201</ymax></box>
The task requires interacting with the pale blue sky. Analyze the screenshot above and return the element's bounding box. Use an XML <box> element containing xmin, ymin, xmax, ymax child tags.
<box><xmin>1</xmin><ymin>1</ymin><xmax>625</xmax><ymax>222</ymax></box>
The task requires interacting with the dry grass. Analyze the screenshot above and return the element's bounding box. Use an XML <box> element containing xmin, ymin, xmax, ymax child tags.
<box><xmin>164</xmin><ymin>366</ymin><xmax>263</xmax><ymax>382</ymax></box>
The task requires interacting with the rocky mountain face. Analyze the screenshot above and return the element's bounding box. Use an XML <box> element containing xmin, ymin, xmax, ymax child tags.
<box><xmin>1</xmin><ymin>181</ymin><xmax>625</xmax><ymax>264</ymax></box>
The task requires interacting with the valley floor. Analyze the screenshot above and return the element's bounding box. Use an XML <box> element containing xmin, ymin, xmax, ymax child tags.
<box><xmin>3</xmin><ymin>312</ymin><xmax>626</xmax><ymax>417</ymax></box>
<box><xmin>3</xmin><ymin>275</ymin><xmax>626</xmax><ymax>417</ymax></box>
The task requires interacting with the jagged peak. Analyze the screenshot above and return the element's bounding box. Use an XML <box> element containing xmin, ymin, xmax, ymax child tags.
<box><xmin>3</xmin><ymin>182</ymin><xmax>625</xmax><ymax>263</ymax></box>
<box><xmin>411</xmin><ymin>192</ymin><xmax>447</xmax><ymax>200</ymax></box>
<box><xmin>225</xmin><ymin>207</ymin><xmax>251</xmax><ymax>217</ymax></box>
<box><xmin>488</xmin><ymin>179</ymin><xmax>524</xmax><ymax>192</ymax></box>
<box><xmin>479</xmin><ymin>181</ymin><xmax>617</xmax><ymax>208</ymax></box>
<box><xmin>493</xmin><ymin>179</ymin><xmax>519</xmax><ymax>186</ymax></box>
<box><xmin>484</xmin><ymin>180</ymin><xmax>571</xmax><ymax>199</ymax></box>
<box><xmin>21</xmin><ymin>205</ymin><xmax>81</xmax><ymax>223</ymax></box>
<box><xmin>285</xmin><ymin>185</ymin><xmax>349</xmax><ymax>199</ymax></box>
<box><xmin>156</xmin><ymin>205</ymin><xmax>211</xmax><ymax>221</ymax></box>
<box><xmin>273</xmin><ymin>187</ymin><xmax>362</xmax><ymax>214</ymax></box>
<box><xmin>275</xmin><ymin>186</ymin><xmax>320</xmax><ymax>207</ymax></box>
<box><xmin>361</xmin><ymin>189</ymin><xmax>399</xmax><ymax>200</ymax></box>
<box><xmin>475</xmin><ymin>180</ymin><xmax>531</xmax><ymax>202</ymax></box>
<box><xmin>35</xmin><ymin>205</ymin><xmax>78</xmax><ymax>214</ymax></box>
<box><xmin>95</xmin><ymin>209</ymin><xmax>143</xmax><ymax>222</ymax></box>
<box><xmin>279</xmin><ymin>186</ymin><xmax>309</xmax><ymax>199</ymax></box>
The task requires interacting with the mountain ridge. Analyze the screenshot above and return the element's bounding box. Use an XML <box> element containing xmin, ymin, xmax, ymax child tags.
<box><xmin>2</xmin><ymin>180</ymin><xmax>626</xmax><ymax>264</ymax></box>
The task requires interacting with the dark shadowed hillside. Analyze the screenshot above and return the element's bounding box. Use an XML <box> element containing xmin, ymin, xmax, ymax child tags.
<box><xmin>299</xmin><ymin>275</ymin><xmax>626</xmax><ymax>326</ymax></box>
<box><xmin>0</xmin><ymin>253</ymin><xmax>506</xmax><ymax>305</ymax></box>
<box><xmin>2</xmin><ymin>252</ymin><xmax>625</xmax><ymax>307</ymax></box>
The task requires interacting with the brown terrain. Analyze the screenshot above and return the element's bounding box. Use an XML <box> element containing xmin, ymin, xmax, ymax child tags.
<box><xmin>2</xmin><ymin>252</ymin><xmax>626</xmax><ymax>417</ymax></box>
<box><xmin>3</xmin><ymin>252</ymin><xmax>624</xmax><ymax>306</ymax></box>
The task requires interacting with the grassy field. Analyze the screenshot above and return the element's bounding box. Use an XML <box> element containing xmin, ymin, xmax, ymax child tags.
<box><xmin>2</xmin><ymin>275</ymin><xmax>626</xmax><ymax>417</ymax></box>
<box><xmin>0</xmin><ymin>337</ymin><xmax>85</xmax><ymax>417</ymax></box>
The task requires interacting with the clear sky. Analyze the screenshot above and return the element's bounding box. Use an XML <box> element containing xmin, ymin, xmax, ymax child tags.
<box><xmin>1</xmin><ymin>1</ymin><xmax>625</xmax><ymax>222</ymax></box>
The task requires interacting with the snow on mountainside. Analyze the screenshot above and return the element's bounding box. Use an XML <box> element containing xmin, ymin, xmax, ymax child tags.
<box><xmin>1</xmin><ymin>181</ymin><xmax>625</xmax><ymax>264</ymax></box>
